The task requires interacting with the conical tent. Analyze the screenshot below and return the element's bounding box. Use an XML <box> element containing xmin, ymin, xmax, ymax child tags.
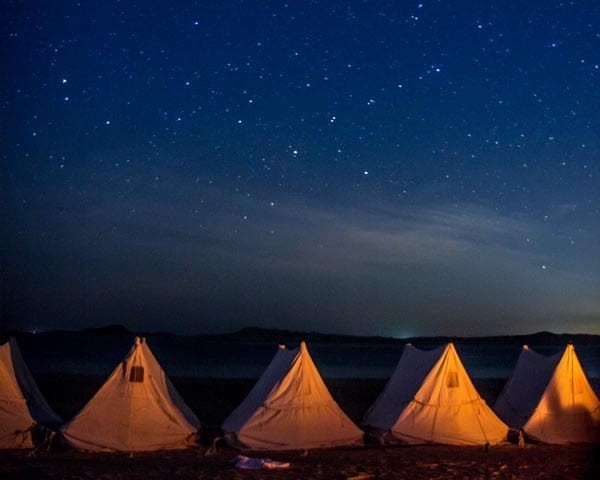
<box><xmin>364</xmin><ymin>343</ymin><xmax>508</xmax><ymax>445</ymax></box>
<box><xmin>0</xmin><ymin>337</ymin><xmax>61</xmax><ymax>449</ymax></box>
<box><xmin>495</xmin><ymin>344</ymin><xmax>600</xmax><ymax>444</ymax></box>
<box><xmin>222</xmin><ymin>342</ymin><xmax>364</xmax><ymax>450</ymax></box>
<box><xmin>61</xmin><ymin>337</ymin><xmax>200</xmax><ymax>452</ymax></box>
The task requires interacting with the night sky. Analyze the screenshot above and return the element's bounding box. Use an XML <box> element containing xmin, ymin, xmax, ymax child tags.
<box><xmin>2</xmin><ymin>1</ymin><xmax>599</xmax><ymax>336</ymax></box>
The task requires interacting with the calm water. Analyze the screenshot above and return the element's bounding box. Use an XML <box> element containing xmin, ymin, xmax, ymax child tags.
<box><xmin>16</xmin><ymin>333</ymin><xmax>600</xmax><ymax>380</ymax></box>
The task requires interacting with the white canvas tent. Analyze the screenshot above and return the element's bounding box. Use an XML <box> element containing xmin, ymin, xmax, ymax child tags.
<box><xmin>222</xmin><ymin>341</ymin><xmax>364</xmax><ymax>450</ymax></box>
<box><xmin>0</xmin><ymin>337</ymin><xmax>62</xmax><ymax>449</ymax></box>
<box><xmin>494</xmin><ymin>344</ymin><xmax>600</xmax><ymax>444</ymax></box>
<box><xmin>364</xmin><ymin>343</ymin><xmax>508</xmax><ymax>445</ymax></box>
<box><xmin>60</xmin><ymin>337</ymin><xmax>200</xmax><ymax>452</ymax></box>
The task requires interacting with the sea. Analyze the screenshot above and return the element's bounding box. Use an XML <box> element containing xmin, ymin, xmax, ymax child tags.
<box><xmin>15</xmin><ymin>332</ymin><xmax>600</xmax><ymax>381</ymax></box>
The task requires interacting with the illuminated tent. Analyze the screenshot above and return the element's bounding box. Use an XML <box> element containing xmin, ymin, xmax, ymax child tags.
<box><xmin>0</xmin><ymin>337</ymin><xmax>61</xmax><ymax>449</ymax></box>
<box><xmin>61</xmin><ymin>337</ymin><xmax>200</xmax><ymax>452</ymax></box>
<box><xmin>364</xmin><ymin>343</ymin><xmax>508</xmax><ymax>445</ymax></box>
<box><xmin>494</xmin><ymin>344</ymin><xmax>600</xmax><ymax>444</ymax></box>
<box><xmin>222</xmin><ymin>341</ymin><xmax>364</xmax><ymax>450</ymax></box>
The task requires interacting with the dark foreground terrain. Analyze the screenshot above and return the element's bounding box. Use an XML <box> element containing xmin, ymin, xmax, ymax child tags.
<box><xmin>2</xmin><ymin>443</ymin><xmax>598</xmax><ymax>480</ymax></box>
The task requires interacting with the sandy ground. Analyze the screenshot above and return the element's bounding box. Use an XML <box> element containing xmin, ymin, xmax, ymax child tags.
<box><xmin>1</xmin><ymin>375</ymin><xmax>598</xmax><ymax>479</ymax></box>
<box><xmin>1</xmin><ymin>443</ymin><xmax>598</xmax><ymax>479</ymax></box>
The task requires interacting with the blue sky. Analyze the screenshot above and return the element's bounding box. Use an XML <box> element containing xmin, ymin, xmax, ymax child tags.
<box><xmin>2</xmin><ymin>1</ymin><xmax>599</xmax><ymax>335</ymax></box>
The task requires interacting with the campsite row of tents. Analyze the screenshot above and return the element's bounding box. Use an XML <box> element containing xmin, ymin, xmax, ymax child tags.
<box><xmin>1</xmin><ymin>337</ymin><xmax>599</xmax><ymax>451</ymax></box>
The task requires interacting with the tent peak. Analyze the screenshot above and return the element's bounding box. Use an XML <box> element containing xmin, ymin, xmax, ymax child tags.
<box><xmin>60</xmin><ymin>337</ymin><xmax>200</xmax><ymax>451</ymax></box>
<box><xmin>495</xmin><ymin>342</ymin><xmax>600</xmax><ymax>444</ymax></box>
<box><xmin>278</xmin><ymin>344</ymin><xmax>286</xmax><ymax>349</ymax></box>
<box><xmin>364</xmin><ymin>338</ymin><xmax>508</xmax><ymax>445</ymax></box>
<box><xmin>222</xmin><ymin>339</ymin><xmax>363</xmax><ymax>450</ymax></box>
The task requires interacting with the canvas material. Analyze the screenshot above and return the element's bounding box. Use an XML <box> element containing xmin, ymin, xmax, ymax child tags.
<box><xmin>222</xmin><ymin>342</ymin><xmax>364</xmax><ymax>450</ymax></box>
<box><xmin>60</xmin><ymin>338</ymin><xmax>200</xmax><ymax>452</ymax></box>
<box><xmin>222</xmin><ymin>345</ymin><xmax>296</xmax><ymax>434</ymax></box>
<box><xmin>364</xmin><ymin>344</ymin><xmax>443</xmax><ymax>432</ymax></box>
<box><xmin>522</xmin><ymin>344</ymin><xmax>600</xmax><ymax>444</ymax></box>
<box><xmin>1</xmin><ymin>338</ymin><xmax>62</xmax><ymax>449</ymax></box>
<box><xmin>494</xmin><ymin>346</ymin><xmax>561</xmax><ymax>429</ymax></box>
<box><xmin>8</xmin><ymin>338</ymin><xmax>62</xmax><ymax>425</ymax></box>
<box><xmin>366</xmin><ymin>343</ymin><xmax>508</xmax><ymax>445</ymax></box>
<box><xmin>0</xmin><ymin>340</ymin><xmax>35</xmax><ymax>448</ymax></box>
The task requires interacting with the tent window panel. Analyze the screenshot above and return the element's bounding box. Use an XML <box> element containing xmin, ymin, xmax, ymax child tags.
<box><xmin>446</xmin><ymin>371</ymin><xmax>459</xmax><ymax>388</ymax></box>
<box><xmin>129</xmin><ymin>366</ymin><xmax>144</xmax><ymax>383</ymax></box>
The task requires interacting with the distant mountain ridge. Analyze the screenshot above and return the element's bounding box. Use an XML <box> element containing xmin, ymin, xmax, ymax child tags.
<box><xmin>215</xmin><ymin>326</ymin><xmax>600</xmax><ymax>345</ymax></box>
<box><xmin>2</xmin><ymin>324</ymin><xmax>600</xmax><ymax>345</ymax></box>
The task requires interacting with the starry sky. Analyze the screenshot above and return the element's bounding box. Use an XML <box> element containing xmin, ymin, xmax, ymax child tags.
<box><xmin>2</xmin><ymin>1</ymin><xmax>599</xmax><ymax>336</ymax></box>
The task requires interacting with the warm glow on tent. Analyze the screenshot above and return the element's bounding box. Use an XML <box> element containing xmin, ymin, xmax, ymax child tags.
<box><xmin>365</xmin><ymin>343</ymin><xmax>508</xmax><ymax>446</ymax></box>
<box><xmin>495</xmin><ymin>344</ymin><xmax>600</xmax><ymax>444</ymax></box>
<box><xmin>60</xmin><ymin>337</ymin><xmax>200</xmax><ymax>452</ymax></box>
<box><xmin>0</xmin><ymin>338</ymin><xmax>61</xmax><ymax>449</ymax></box>
<box><xmin>523</xmin><ymin>344</ymin><xmax>600</xmax><ymax>443</ymax></box>
<box><xmin>222</xmin><ymin>341</ymin><xmax>364</xmax><ymax>450</ymax></box>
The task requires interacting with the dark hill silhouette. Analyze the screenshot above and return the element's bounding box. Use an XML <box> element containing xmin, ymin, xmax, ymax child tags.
<box><xmin>219</xmin><ymin>326</ymin><xmax>600</xmax><ymax>346</ymax></box>
<box><xmin>3</xmin><ymin>324</ymin><xmax>599</xmax><ymax>346</ymax></box>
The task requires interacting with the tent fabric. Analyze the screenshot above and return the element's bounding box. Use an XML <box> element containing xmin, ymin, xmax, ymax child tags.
<box><xmin>1</xmin><ymin>338</ymin><xmax>61</xmax><ymax>449</ymax></box>
<box><xmin>60</xmin><ymin>337</ymin><xmax>200</xmax><ymax>452</ymax></box>
<box><xmin>222</xmin><ymin>342</ymin><xmax>364</xmax><ymax>450</ymax></box>
<box><xmin>493</xmin><ymin>345</ymin><xmax>561</xmax><ymax>429</ymax></box>
<box><xmin>1</xmin><ymin>339</ymin><xmax>35</xmax><ymax>449</ymax></box>
<box><xmin>495</xmin><ymin>344</ymin><xmax>600</xmax><ymax>444</ymax></box>
<box><xmin>7</xmin><ymin>338</ymin><xmax>62</xmax><ymax>425</ymax></box>
<box><xmin>364</xmin><ymin>343</ymin><xmax>508</xmax><ymax>446</ymax></box>
<box><xmin>364</xmin><ymin>344</ymin><xmax>442</xmax><ymax>434</ymax></box>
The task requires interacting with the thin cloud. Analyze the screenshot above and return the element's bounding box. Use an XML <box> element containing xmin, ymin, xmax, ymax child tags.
<box><xmin>14</xmin><ymin>178</ymin><xmax>599</xmax><ymax>335</ymax></box>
